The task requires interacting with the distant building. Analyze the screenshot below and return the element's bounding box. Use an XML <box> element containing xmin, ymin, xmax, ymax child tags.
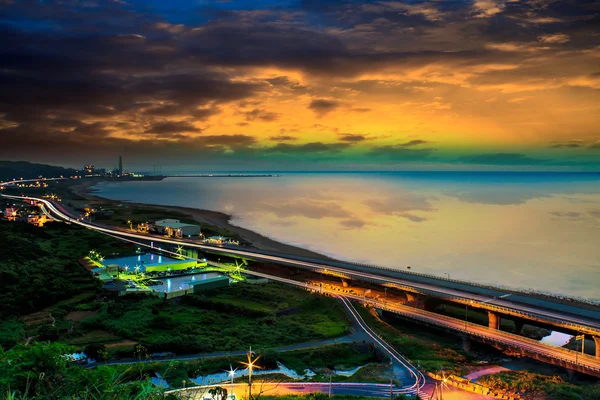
<box><xmin>150</xmin><ymin>218</ymin><xmax>201</xmax><ymax>238</ymax></box>
<box><xmin>118</xmin><ymin>156</ymin><xmax>123</xmax><ymax>176</ymax></box>
<box><xmin>84</xmin><ymin>164</ymin><xmax>95</xmax><ymax>175</ymax></box>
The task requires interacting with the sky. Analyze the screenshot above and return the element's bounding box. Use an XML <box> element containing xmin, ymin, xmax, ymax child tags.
<box><xmin>0</xmin><ymin>0</ymin><xmax>599</xmax><ymax>171</ymax></box>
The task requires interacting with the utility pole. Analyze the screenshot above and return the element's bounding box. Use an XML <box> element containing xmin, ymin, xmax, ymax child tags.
<box><xmin>329</xmin><ymin>374</ymin><xmax>332</xmax><ymax>398</ymax></box>
<box><xmin>389</xmin><ymin>366</ymin><xmax>393</xmax><ymax>400</ymax></box>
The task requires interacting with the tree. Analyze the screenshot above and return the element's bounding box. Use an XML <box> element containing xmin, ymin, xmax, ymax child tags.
<box><xmin>84</xmin><ymin>343</ymin><xmax>107</xmax><ymax>361</ymax></box>
<box><xmin>37</xmin><ymin>324</ymin><xmax>59</xmax><ymax>341</ymax></box>
<box><xmin>209</xmin><ymin>386</ymin><xmax>228</xmax><ymax>400</ymax></box>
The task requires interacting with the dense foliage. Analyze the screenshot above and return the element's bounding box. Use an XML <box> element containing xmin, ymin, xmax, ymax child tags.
<box><xmin>0</xmin><ymin>342</ymin><xmax>165</xmax><ymax>399</ymax></box>
<box><xmin>478</xmin><ymin>371</ymin><xmax>600</xmax><ymax>400</ymax></box>
<box><xmin>76</xmin><ymin>282</ymin><xmax>350</xmax><ymax>355</ymax></box>
<box><xmin>0</xmin><ymin>160</ymin><xmax>77</xmax><ymax>182</ymax></box>
<box><xmin>0</xmin><ymin>221</ymin><xmax>128</xmax><ymax>321</ymax></box>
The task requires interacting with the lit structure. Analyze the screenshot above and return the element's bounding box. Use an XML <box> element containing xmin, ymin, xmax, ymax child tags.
<box><xmin>118</xmin><ymin>156</ymin><xmax>123</xmax><ymax>176</ymax></box>
<box><xmin>150</xmin><ymin>218</ymin><xmax>201</xmax><ymax>238</ymax></box>
<box><xmin>84</xmin><ymin>164</ymin><xmax>94</xmax><ymax>175</ymax></box>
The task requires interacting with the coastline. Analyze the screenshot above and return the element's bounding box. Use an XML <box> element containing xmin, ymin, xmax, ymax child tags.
<box><xmin>68</xmin><ymin>179</ymin><xmax>330</xmax><ymax>260</ymax></box>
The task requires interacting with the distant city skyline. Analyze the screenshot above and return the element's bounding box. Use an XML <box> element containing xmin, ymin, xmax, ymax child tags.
<box><xmin>0</xmin><ymin>0</ymin><xmax>599</xmax><ymax>171</ymax></box>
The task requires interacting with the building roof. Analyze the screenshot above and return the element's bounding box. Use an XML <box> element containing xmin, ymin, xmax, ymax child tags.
<box><xmin>155</xmin><ymin>221</ymin><xmax>200</xmax><ymax>229</ymax></box>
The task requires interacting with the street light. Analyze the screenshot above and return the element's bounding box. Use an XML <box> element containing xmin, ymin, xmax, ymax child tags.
<box><xmin>227</xmin><ymin>365</ymin><xmax>237</xmax><ymax>397</ymax></box>
<box><xmin>241</xmin><ymin>347</ymin><xmax>261</xmax><ymax>399</ymax></box>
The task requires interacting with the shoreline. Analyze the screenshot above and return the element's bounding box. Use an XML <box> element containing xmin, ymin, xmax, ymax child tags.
<box><xmin>62</xmin><ymin>178</ymin><xmax>600</xmax><ymax>306</ymax></box>
<box><xmin>68</xmin><ymin>179</ymin><xmax>331</xmax><ymax>260</ymax></box>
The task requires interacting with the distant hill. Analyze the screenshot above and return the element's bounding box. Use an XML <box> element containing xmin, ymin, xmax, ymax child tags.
<box><xmin>0</xmin><ymin>161</ymin><xmax>78</xmax><ymax>182</ymax></box>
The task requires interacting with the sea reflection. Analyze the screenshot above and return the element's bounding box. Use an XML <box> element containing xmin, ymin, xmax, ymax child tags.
<box><xmin>93</xmin><ymin>172</ymin><xmax>600</xmax><ymax>299</ymax></box>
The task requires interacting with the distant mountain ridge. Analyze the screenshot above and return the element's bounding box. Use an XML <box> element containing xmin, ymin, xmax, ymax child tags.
<box><xmin>0</xmin><ymin>161</ymin><xmax>78</xmax><ymax>182</ymax></box>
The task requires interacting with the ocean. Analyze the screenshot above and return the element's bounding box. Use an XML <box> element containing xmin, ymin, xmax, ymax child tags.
<box><xmin>91</xmin><ymin>171</ymin><xmax>600</xmax><ymax>300</ymax></box>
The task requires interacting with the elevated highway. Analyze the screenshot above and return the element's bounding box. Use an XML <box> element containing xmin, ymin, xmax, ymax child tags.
<box><xmin>3</xmin><ymin>193</ymin><xmax>600</xmax><ymax>371</ymax></box>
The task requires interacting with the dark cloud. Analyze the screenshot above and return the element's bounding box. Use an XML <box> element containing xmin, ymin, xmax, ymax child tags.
<box><xmin>369</xmin><ymin>146</ymin><xmax>435</xmax><ymax>160</ymax></box>
<box><xmin>549</xmin><ymin>211</ymin><xmax>582</xmax><ymax>218</ymax></box>
<box><xmin>399</xmin><ymin>140</ymin><xmax>429</xmax><ymax>147</ymax></box>
<box><xmin>269</xmin><ymin>135</ymin><xmax>296</xmax><ymax>142</ymax></box>
<box><xmin>308</xmin><ymin>99</ymin><xmax>341</xmax><ymax>116</ymax></box>
<box><xmin>457</xmin><ymin>153</ymin><xmax>546</xmax><ymax>165</ymax></box>
<box><xmin>339</xmin><ymin>134</ymin><xmax>367</xmax><ymax>142</ymax></box>
<box><xmin>266</xmin><ymin>142</ymin><xmax>351</xmax><ymax>154</ymax></box>
<box><xmin>243</xmin><ymin>108</ymin><xmax>280</xmax><ymax>122</ymax></box>
<box><xmin>144</xmin><ymin>120</ymin><xmax>198</xmax><ymax>135</ymax></box>
<box><xmin>549</xmin><ymin>140</ymin><xmax>584</xmax><ymax>149</ymax></box>
<box><xmin>339</xmin><ymin>219</ymin><xmax>366</xmax><ymax>229</ymax></box>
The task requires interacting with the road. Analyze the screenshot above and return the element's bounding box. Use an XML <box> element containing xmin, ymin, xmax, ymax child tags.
<box><xmin>3</xmin><ymin>190</ymin><xmax>600</xmax><ymax>334</ymax></box>
<box><xmin>21</xmin><ymin>194</ymin><xmax>600</xmax><ymax>331</ymax></box>
<box><xmin>3</xmin><ymin>193</ymin><xmax>600</xmax><ymax>375</ymax></box>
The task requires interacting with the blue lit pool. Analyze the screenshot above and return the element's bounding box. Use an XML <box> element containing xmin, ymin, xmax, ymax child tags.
<box><xmin>103</xmin><ymin>253</ymin><xmax>189</xmax><ymax>272</ymax></box>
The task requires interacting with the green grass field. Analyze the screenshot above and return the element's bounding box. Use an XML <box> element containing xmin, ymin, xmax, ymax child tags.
<box><xmin>59</xmin><ymin>282</ymin><xmax>350</xmax><ymax>356</ymax></box>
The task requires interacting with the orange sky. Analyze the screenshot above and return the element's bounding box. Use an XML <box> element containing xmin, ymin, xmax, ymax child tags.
<box><xmin>0</xmin><ymin>0</ymin><xmax>598</xmax><ymax>170</ymax></box>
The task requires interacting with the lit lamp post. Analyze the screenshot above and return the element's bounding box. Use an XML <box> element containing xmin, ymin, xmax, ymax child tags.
<box><xmin>241</xmin><ymin>347</ymin><xmax>261</xmax><ymax>399</ymax></box>
<box><xmin>127</xmin><ymin>220</ymin><xmax>133</xmax><ymax>230</ymax></box>
<box><xmin>228</xmin><ymin>365</ymin><xmax>237</xmax><ymax>397</ymax></box>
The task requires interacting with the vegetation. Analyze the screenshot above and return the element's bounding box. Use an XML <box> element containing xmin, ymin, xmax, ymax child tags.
<box><xmin>478</xmin><ymin>370</ymin><xmax>600</xmax><ymax>400</ymax></box>
<box><xmin>354</xmin><ymin>304</ymin><xmax>470</xmax><ymax>375</ymax></box>
<box><xmin>0</xmin><ymin>160</ymin><xmax>77</xmax><ymax>182</ymax></box>
<box><xmin>0</xmin><ymin>342</ymin><xmax>166</xmax><ymax>399</ymax></box>
<box><xmin>0</xmin><ymin>221</ymin><xmax>129</xmax><ymax>321</ymax></box>
<box><xmin>107</xmin><ymin>343</ymin><xmax>383</xmax><ymax>388</ymax></box>
<box><xmin>68</xmin><ymin>282</ymin><xmax>350</xmax><ymax>355</ymax></box>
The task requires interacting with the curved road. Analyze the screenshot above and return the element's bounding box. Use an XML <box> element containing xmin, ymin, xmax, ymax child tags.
<box><xmin>9</xmin><ymin>193</ymin><xmax>598</xmax><ymax>332</ymax></box>
<box><xmin>3</xmin><ymin>193</ymin><xmax>600</xmax><ymax>374</ymax></box>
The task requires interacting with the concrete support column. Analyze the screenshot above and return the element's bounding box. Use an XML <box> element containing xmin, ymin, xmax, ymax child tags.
<box><xmin>488</xmin><ymin>311</ymin><xmax>500</xmax><ymax>330</ymax></box>
<box><xmin>594</xmin><ymin>336</ymin><xmax>600</xmax><ymax>358</ymax></box>
<box><xmin>514</xmin><ymin>319</ymin><xmax>525</xmax><ymax>335</ymax></box>
<box><xmin>405</xmin><ymin>292</ymin><xmax>426</xmax><ymax>310</ymax></box>
<box><xmin>462</xmin><ymin>336</ymin><xmax>472</xmax><ymax>352</ymax></box>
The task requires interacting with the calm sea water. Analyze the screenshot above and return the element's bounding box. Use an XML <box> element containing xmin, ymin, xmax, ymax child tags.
<box><xmin>92</xmin><ymin>172</ymin><xmax>600</xmax><ymax>300</ymax></box>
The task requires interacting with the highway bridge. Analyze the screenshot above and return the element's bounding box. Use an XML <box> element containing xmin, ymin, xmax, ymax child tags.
<box><xmin>3</xmin><ymin>192</ymin><xmax>600</xmax><ymax>376</ymax></box>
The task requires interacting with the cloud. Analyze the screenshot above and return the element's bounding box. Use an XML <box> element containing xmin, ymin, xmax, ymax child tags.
<box><xmin>549</xmin><ymin>140</ymin><xmax>584</xmax><ymax>149</ymax></box>
<box><xmin>457</xmin><ymin>153</ymin><xmax>546</xmax><ymax>165</ymax></box>
<box><xmin>243</xmin><ymin>108</ymin><xmax>280</xmax><ymax>122</ymax></box>
<box><xmin>339</xmin><ymin>219</ymin><xmax>367</xmax><ymax>229</ymax></box>
<box><xmin>308</xmin><ymin>99</ymin><xmax>341</xmax><ymax>117</ymax></box>
<box><xmin>144</xmin><ymin>120</ymin><xmax>198</xmax><ymax>135</ymax></box>
<box><xmin>369</xmin><ymin>146</ymin><xmax>435</xmax><ymax>160</ymax></box>
<box><xmin>269</xmin><ymin>135</ymin><xmax>296</xmax><ymax>142</ymax></box>
<box><xmin>549</xmin><ymin>211</ymin><xmax>581</xmax><ymax>218</ymax></box>
<box><xmin>398</xmin><ymin>140</ymin><xmax>430</xmax><ymax>147</ymax></box>
<box><xmin>266</xmin><ymin>142</ymin><xmax>351</xmax><ymax>154</ymax></box>
<box><xmin>538</xmin><ymin>33</ymin><xmax>570</xmax><ymax>44</ymax></box>
<box><xmin>339</xmin><ymin>134</ymin><xmax>367</xmax><ymax>142</ymax></box>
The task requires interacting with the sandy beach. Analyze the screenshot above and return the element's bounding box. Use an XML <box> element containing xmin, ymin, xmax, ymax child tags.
<box><xmin>67</xmin><ymin>179</ymin><xmax>330</xmax><ymax>260</ymax></box>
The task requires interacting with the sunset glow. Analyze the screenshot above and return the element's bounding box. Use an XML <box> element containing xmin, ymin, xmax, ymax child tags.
<box><xmin>0</xmin><ymin>0</ymin><xmax>598</xmax><ymax>170</ymax></box>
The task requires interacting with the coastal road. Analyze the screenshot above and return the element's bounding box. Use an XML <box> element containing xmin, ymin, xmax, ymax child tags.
<box><xmin>11</xmin><ymin>192</ymin><xmax>600</xmax><ymax>336</ymax></box>
<box><xmin>3</xmin><ymin>194</ymin><xmax>600</xmax><ymax>374</ymax></box>
<box><xmin>3</xmin><ymin>189</ymin><xmax>599</xmax><ymax>335</ymax></box>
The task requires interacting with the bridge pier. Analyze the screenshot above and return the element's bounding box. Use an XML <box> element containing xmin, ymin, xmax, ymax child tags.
<box><xmin>488</xmin><ymin>311</ymin><xmax>500</xmax><ymax>330</ymax></box>
<box><xmin>594</xmin><ymin>336</ymin><xmax>600</xmax><ymax>358</ymax></box>
<box><xmin>405</xmin><ymin>293</ymin><xmax>426</xmax><ymax>310</ymax></box>
<box><xmin>514</xmin><ymin>319</ymin><xmax>525</xmax><ymax>334</ymax></box>
<box><xmin>462</xmin><ymin>336</ymin><xmax>472</xmax><ymax>352</ymax></box>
